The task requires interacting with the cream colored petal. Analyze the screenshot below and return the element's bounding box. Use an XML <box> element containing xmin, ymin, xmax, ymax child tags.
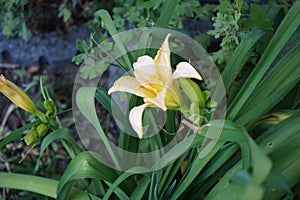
<box><xmin>108</xmin><ymin>76</ymin><xmax>145</xmax><ymax>97</ymax></box>
<box><xmin>154</xmin><ymin>34</ymin><xmax>173</xmax><ymax>83</ymax></box>
<box><xmin>129</xmin><ymin>103</ymin><xmax>149</xmax><ymax>139</ymax></box>
<box><xmin>173</xmin><ymin>62</ymin><xmax>203</xmax><ymax>80</ymax></box>
<box><xmin>133</xmin><ymin>55</ymin><xmax>159</xmax><ymax>86</ymax></box>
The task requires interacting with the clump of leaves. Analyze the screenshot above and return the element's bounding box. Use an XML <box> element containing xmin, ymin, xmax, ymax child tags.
<box><xmin>0</xmin><ymin>0</ymin><xmax>114</xmax><ymax>40</ymax></box>
<box><xmin>0</xmin><ymin>0</ymin><xmax>32</xmax><ymax>40</ymax></box>
<box><xmin>208</xmin><ymin>0</ymin><xmax>284</xmax><ymax>67</ymax></box>
<box><xmin>208</xmin><ymin>0</ymin><xmax>246</xmax><ymax>65</ymax></box>
<box><xmin>111</xmin><ymin>0</ymin><xmax>202</xmax><ymax>30</ymax></box>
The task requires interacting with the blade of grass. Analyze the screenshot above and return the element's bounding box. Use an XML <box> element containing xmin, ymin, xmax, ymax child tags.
<box><xmin>104</xmin><ymin>182</ymin><xmax>129</xmax><ymax>200</ymax></box>
<box><xmin>34</xmin><ymin>128</ymin><xmax>82</xmax><ymax>173</ymax></box>
<box><xmin>227</xmin><ymin>1</ymin><xmax>300</xmax><ymax>120</ymax></box>
<box><xmin>0</xmin><ymin>120</ymin><xmax>39</xmax><ymax>149</ymax></box>
<box><xmin>171</xmin><ymin>120</ymin><xmax>271</xmax><ymax>199</ymax></box>
<box><xmin>207</xmin><ymin>112</ymin><xmax>300</xmax><ymax>199</ymax></box>
<box><xmin>0</xmin><ymin>172</ymin><xmax>57</xmax><ymax>198</ymax></box>
<box><xmin>95</xmin><ymin>9</ymin><xmax>132</xmax><ymax>71</ymax></box>
<box><xmin>129</xmin><ymin>176</ymin><xmax>150</xmax><ymax>200</ymax></box>
<box><xmin>170</xmin><ymin>141</ymin><xmax>224</xmax><ymax>200</ymax></box>
<box><xmin>208</xmin><ymin>170</ymin><xmax>265</xmax><ymax>200</ymax></box>
<box><xmin>185</xmin><ymin>151</ymin><xmax>241</xmax><ymax>199</ymax></box>
<box><xmin>158</xmin><ymin>152</ymin><xmax>188</xmax><ymax>198</ymax></box>
<box><xmin>236</xmin><ymin>43</ymin><xmax>300</xmax><ymax>129</ymax></box>
<box><xmin>56</xmin><ymin>151</ymin><xmax>119</xmax><ymax>199</ymax></box>
<box><xmin>103</xmin><ymin>172</ymin><xmax>133</xmax><ymax>200</ymax></box>
<box><xmin>257</xmin><ymin>111</ymin><xmax>300</xmax><ymax>188</ymax></box>
<box><xmin>263</xmin><ymin>172</ymin><xmax>293</xmax><ymax>200</ymax></box>
<box><xmin>156</xmin><ymin>0</ymin><xmax>179</xmax><ymax>27</ymax></box>
<box><xmin>222</xmin><ymin>27</ymin><xmax>265</xmax><ymax>90</ymax></box>
<box><xmin>76</xmin><ymin>87</ymin><xmax>120</xmax><ymax>169</ymax></box>
<box><xmin>148</xmin><ymin>172</ymin><xmax>160</xmax><ymax>200</ymax></box>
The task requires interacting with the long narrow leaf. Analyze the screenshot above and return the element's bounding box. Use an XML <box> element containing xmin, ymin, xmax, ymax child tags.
<box><xmin>76</xmin><ymin>87</ymin><xmax>120</xmax><ymax>169</ymax></box>
<box><xmin>222</xmin><ymin>27</ymin><xmax>265</xmax><ymax>90</ymax></box>
<box><xmin>171</xmin><ymin>120</ymin><xmax>271</xmax><ymax>199</ymax></box>
<box><xmin>129</xmin><ymin>176</ymin><xmax>151</xmax><ymax>200</ymax></box>
<box><xmin>95</xmin><ymin>9</ymin><xmax>132</xmax><ymax>71</ymax></box>
<box><xmin>227</xmin><ymin>1</ymin><xmax>300</xmax><ymax>120</ymax></box>
<box><xmin>103</xmin><ymin>172</ymin><xmax>133</xmax><ymax>200</ymax></box>
<box><xmin>207</xmin><ymin>112</ymin><xmax>300</xmax><ymax>200</ymax></box>
<box><xmin>156</xmin><ymin>0</ymin><xmax>179</xmax><ymax>27</ymax></box>
<box><xmin>34</xmin><ymin>128</ymin><xmax>82</xmax><ymax>173</ymax></box>
<box><xmin>0</xmin><ymin>120</ymin><xmax>39</xmax><ymax>149</ymax></box>
<box><xmin>56</xmin><ymin>151</ymin><xmax>118</xmax><ymax>199</ymax></box>
<box><xmin>236</xmin><ymin>43</ymin><xmax>300</xmax><ymax>128</ymax></box>
<box><xmin>0</xmin><ymin>172</ymin><xmax>57</xmax><ymax>198</ymax></box>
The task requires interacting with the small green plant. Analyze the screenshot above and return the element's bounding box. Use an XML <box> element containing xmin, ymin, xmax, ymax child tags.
<box><xmin>0</xmin><ymin>0</ymin><xmax>32</xmax><ymax>40</ymax></box>
<box><xmin>0</xmin><ymin>0</ymin><xmax>114</xmax><ymax>40</ymax></box>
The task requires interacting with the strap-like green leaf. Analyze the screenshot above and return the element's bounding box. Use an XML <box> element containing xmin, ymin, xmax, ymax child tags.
<box><xmin>56</xmin><ymin>151</ymin><xmax>118</xmax><ymax>199</ymax></box>
<box><xmin>34</xmin><ymin>128</ymin><xmax>82</xmax><ymax>173</ymax></box>
<box><xmin>76</xmin><ymin>87</ymin><xmax>120</xmax><ymax>168</ymax></box>
<box><xmin>0</xmin><ymin>120</ymin><xmax>39</xmax><ymax>149</ymax></box>
<box><xmin>156</xmin><ymin>0</ymin><xmax>179</xmax><ymax>28</ymax></box>
<box><xmin>129</xmin><ymin>176</ymin><xmax>150</xmax><ymax>200</ymax></box>
<box><xmin>171</xmin><ymin>120</ymin><xmax>272</xmax><ymax>199</ymax></box>
<box><xmin>0</xmin><ymin>172</ymin><xmax>57</xmax><ymax>198</ymax></box>
<box><xmin>236</xmin><ymin>43</ymin><xmax>300</xmax><ymax>129</ymax></box>
<box><xmin>222</xmin><ymin>27</ymin><xmax>265</xmax><ymax>90</ymax></box>
<box><xmin>95</xmin><ymin>9</ymin><xmax>132</xmax><ymax>71</ymax></box>
<box><xmin>227</xmin><ymin>1</ymin><xmax>300</xmax><ymax>120</ymax></box>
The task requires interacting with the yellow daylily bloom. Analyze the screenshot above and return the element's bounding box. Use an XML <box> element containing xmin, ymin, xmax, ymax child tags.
<box><xmin>0</xmin><ymin>74</ymin><xmax>44</xmax><ymax>118</ymax></box>
<box><xmin>108</xmin><ymin>34</ymin><xmax>202</xmax><ymax>139</ymax></box>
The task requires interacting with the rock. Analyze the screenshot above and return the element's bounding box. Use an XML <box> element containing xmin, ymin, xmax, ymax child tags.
<box><xmin>0</xmin><ymin>26</ymin><xmax>90</xmax><ymax>68</ymax></box>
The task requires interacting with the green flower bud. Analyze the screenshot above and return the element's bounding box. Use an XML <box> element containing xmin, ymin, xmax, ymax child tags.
<box><xmin>39</xmin><ymin>114</ymin><xmax>49</xmax><ymax>123</ymax></box>
<box><xmin>202</xmin><ymin>90</ymin><xmax>211</xmax><ymax>103</ymax></box>
<box><xmin>206</xmin><ymin>100</ymin><xmax>218</xmax><ymax>109</ymax></box>
<box><xmin>24</xmin><ymin>126</ymin><xmax>39</xmax><ymax>145</ymax></box>
<box><xmin>43</xmin><ymin>99</ymin><xmax>55</xmax><ymax>111</ymax></box>
<box><xmin>36</xmin><ymin>123</ymin><xmax>49</xmax><ymax>137</ymax></box>
<box><xmin>179</xmin><ymin>78</ymin><xmax>205</xmax><ymax>108</ymax></box>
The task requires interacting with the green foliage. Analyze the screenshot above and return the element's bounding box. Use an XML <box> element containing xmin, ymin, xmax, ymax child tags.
<box><xmin>111</xmin><ymin>0</ymin><xmax>201</xmax><ymax>30</ymax></box>
<box><xmin>0</xmin><ymin>0</ymin><xmax>112</xmax><ymax>40</ymax></box>
<box><xmin>73</xmin><ymin>0</ymin><xmax>211</xmax><ymax>66</ymax></box>
<box><xmin>208</xmin><ymin>0</ymin><xmax>243</xmax><ymax>47</ymax></box>
<box><xmin>1</xmin><ymin>0</ymin><xmax>300</xmax><ymax>199</ymax></box>
<box><xmin>0</xmin><ymin>0</ymin><xmax>32</xmax><ymax>40</ymax></box>
<box><xmin>208</xmin><ymin>0</ymin><xmax>287</xmax><ymax>67</ymax></box>
<box><xmin>58</xmin><ymin>3</ymin><xmax>72</xmax><ymax>23</ymax></box>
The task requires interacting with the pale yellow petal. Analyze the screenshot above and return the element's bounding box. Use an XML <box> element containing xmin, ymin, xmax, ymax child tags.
<box><xmin>108</xmin><ymin>76</ymin><xmax>145</xmax><ymax>97</ymax></box>
<box><xmin>173</xmin><ymin>62</ymin><xmax>202</xmax><ymax>80</ymax></box>
<box><xmin>129</xmin><ymin>103</ymin><xmax>149</xmax><ymax>139</ymax></box>
<box><xmin>164</xmin><ymin>82</ymin><xmax>181</xmax><ymax>109</ymax></box>
<box><xmin>154</xmin><ymin>34</ymin><xmax>172</xmax><ymax>83</ymax></box>
<box><xmin>133</xmin><ymin>56</ymin><xmax>158</xmax><ymax>85</ymax></box>
<box><xmin>144</xmin><ymin>80</ymin><xmax>170</xmax><ymax>111</ymax></box>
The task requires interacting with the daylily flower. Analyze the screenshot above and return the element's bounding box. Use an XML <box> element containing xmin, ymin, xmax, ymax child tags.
<box><xmin>0</xmin><ymin>74</ymin><xmax>44</xmax><ymax>118</ymax></box>
<box><xmin>108</xmin><ymin>34</ymin><xmax>202</xmax><ymax>139</ymax></box>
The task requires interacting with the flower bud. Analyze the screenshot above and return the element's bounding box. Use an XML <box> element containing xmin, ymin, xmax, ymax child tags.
<box><xmin>36</xmin><ymin>123</ymin><xmax>49</xmax><ymax>137</ymax></box>
<box><xmin>0</xmin><ymin>75</ymin><xmax>44</xmax><ymax>118</ymax></box>
<box><xmin>179</xmin><ymin>78</ymin><xmax>205</xmax><ymax>108</ymax></box>
<box><xmin>24</xmin><ymin>126</ymin><xmax>39</xmax><ymax>145</ymax></box>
